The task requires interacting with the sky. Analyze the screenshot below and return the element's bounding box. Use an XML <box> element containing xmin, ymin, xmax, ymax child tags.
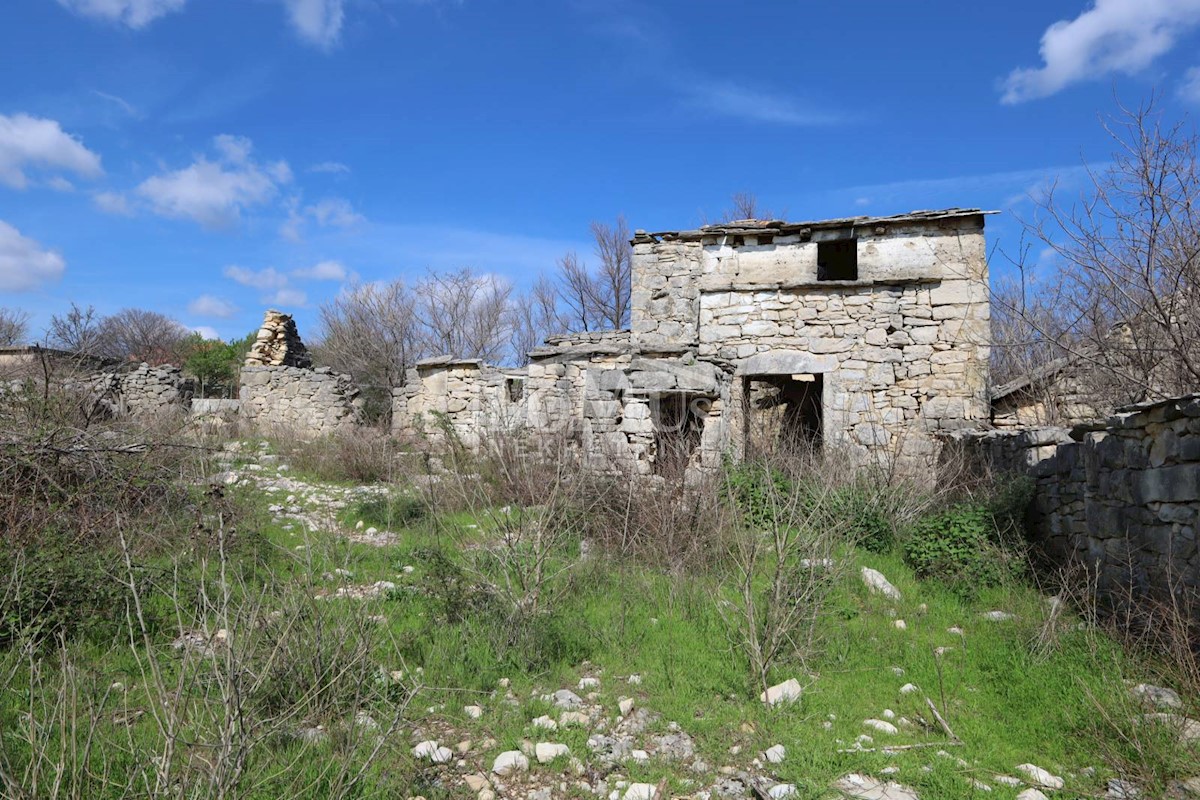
<box><xmin>2</xmin><ymin>0</ymin><xmax>1200</xmax><ymax>342</ymax></box>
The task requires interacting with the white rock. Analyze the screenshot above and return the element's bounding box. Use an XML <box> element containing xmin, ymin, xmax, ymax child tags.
<box><xmin>412</xmin><ymin>740</ymin><xmax>453</xmax><ymax>763</ymax></box>
<box><xmin>864</xmin><ymin>719</ymin><xmax>899</xmax><ymax>735</ymax></box>
<box><xmin>1016</xmin><ymin>764</ymin><xmax>1064</xmax><ymax>790</ymax></box>
<box><xmin>947</xmin><ymin>626</ymin><xmax>965</xmax><ymax>636</ymax></box>
<box><xmin>981</xmin><ymin>610</ymin><xmax>1016</xmax><ymax>621</ymax></box>
<box><xmin>768</xmin><ymin>785</ymin><xmax>798</xmax><ymax>799</ymax></box>
<box><xmin>535</xmin><ymin>742</ymin><xmax>570</xmax><ymax>763</ymax></box>
<box><xmin>861</xmin><ymin>567</ymin><xmax>902</xmax><ymax>601</ymax></box>
<box><xmin>971</xmin><ymin>780</ymin><xmax>992</xmax><ymax>792</ymax></box>
<box><xmin>532</xmin><ymin>715</ymin><xmax>558</xmax><ymax>730</ymax></box>
<box><xmin>1130</xmin><ymin>683</ymin><xmax>1183</xmax><ymax>710</ymax></box>
<box><xmin>893</xmin><ymin>619</ymin><xmax>907</xmax><ymax>630</ymax></box>
<box><xmin>882</xmin><ymin>709</ymin><xmax>896</xmax><ymax>720</ymax></box>
<box><xmin>464</xmin><ymin>705</ymin><xmax>484</xmax><ymax>719</ymax></box>
<box><xmin>760</xmin><ymin>678</ymin><xmax>802</xmax><ymax>706</ymax></box>
<box><xmin>627</xmin><ymin>674</ymin><xmax>642</xmax><ymax>685</ymax></box>
<box><xmin>833</xmin><ymin>773</ymin><xmax>919</xmax><ymax>800</ymax></box>
<box><xmin>993</xmin><ymin>775</ymin><xmax>1023</xmax><ymax>787</ymax></box>
<box><xmin>559</xmin><ymin>711</ymin><xmax>589</xmax><ymax>726</ymax></box>
<box><xmin>624</xmin><ymin>785</ymin><xmax>656</xmax><ymax>800</ymax></box>
<box><xmin>552</xmin><ymin>689</ymin><xmax>583</xmax><ymax>709</ymax></box>
<box><xmin>1016</xmin><ymin>791</ymin><xmax>1048</xmax><ymax>800</ymax></box>
<box><xmin>764</xmin><ymin>744</ymin><xmax>786</xmax><ymax>763</ymax></box>
<box><xmin>492</xmin><ymin>750</ymin><xmax>528</xmax><ymax>776</ymax></box>
<box><xmin>579</xmin><ymin>677</ymin><xmax>601</xmax><ymax>690</ymax></box>
<box><xmin>899</xmin><ymin>683</ymin><xmax>919</xmax><ymax>695</ymax></box>
<box><xmin>618</xmin><ymin>697</ymin><xmax>635</xmax><ymax>716</ymax></box>
<box><xmin>630</xmin><ymin>749</ymin><xmax>649</xmax><ymax>762</ymax></box>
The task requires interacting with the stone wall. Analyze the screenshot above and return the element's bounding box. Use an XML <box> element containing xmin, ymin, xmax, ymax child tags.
<box><xmin>393</xmin><ymin>357</ymin><xmax>526</xmax><ymax>448</ymax></box>
<box><xmin>240</xmin><ymin>365</ymin><xmax>361</xmax><ymax>437</ymax></box>
<box><xmin>951</xmin><ymin>394</ymin><xmax>1200</xmax><ymax>607</ymax></box>
<box><xmin>92</xmin><ymin>363</ymin><xmax>192</xmax><ymax>417</ymax></box>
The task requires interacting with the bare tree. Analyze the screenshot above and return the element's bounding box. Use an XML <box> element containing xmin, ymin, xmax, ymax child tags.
<box><xmin>722</xmin><ymin>191</ymin><xmax>775</xmax><ymax>221</ymax></box>
<box><xmin>1004</xmin><ymin>96</ymin><xmax>1200</xmax><ymax>410</ymax></box>
<box><xmin>508</xmin><ymin>275</ymin><xmax>562</xmax><ymax>365</ymax></box>
<box><xmin>553</xmin><ymin>215</ymin><xmax>632</xmax><ymax>333</ymax></box>
<box><xmin>417</xmin><ymin>268</ymin><xmax>513</xmax><ymax>362</ymax></box>
<box><xmin>313</xmin><ymin>281</ymin><xmax>424</xmax><ymax>388</ymax></box>
<box><xmin>45</xmin><ymin>302</ymin><xmax>106</xmax><ymax>354</ymax></box>
<box><xmin>0</xmin><ymin>307</ymin><xmax>29</xmax><ymax>346</ymax></box>
<box><xmin>98</xmin><ymin>308</ymin><xmax>190</xmax><ymax>364</ymax></box>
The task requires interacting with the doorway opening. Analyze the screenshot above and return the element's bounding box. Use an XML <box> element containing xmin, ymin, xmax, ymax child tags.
<box><xmin>743</xmin><ymin>373</ymin><xmax>823</xmax><ymax>458</ymax></box>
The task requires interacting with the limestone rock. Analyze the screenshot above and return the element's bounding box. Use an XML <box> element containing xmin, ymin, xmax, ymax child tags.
<box><xmin>1015</xmin><ymin>764</ymin><xmax>1064</xmax><ymax>790</ymax></box>
<box><xmin>760</xmin><ymin>678</ymin><xmax>802</xmax><ymax>706</ymax></box>
<box><xmin>534</xmin><ymin>742</ymin><xmax>569</xmax><ymax>763</ymax></box>
<box><xmin>491</xmin><ymin>750</ymin><xmax>528</xmax><ymax>776</ymax></box>
<box><xmin>245</xmin><ymin>310</ymin><xmax>311</xmax><ymax>368</ymax></box>
<box><xmin>833</xmin><ymin>773</ymin><xmax>920</xmax><ymax>800</ymax></box>
<box><xmin>1129</xmin><ymin>683</ymin><xmax>1182</xmax><ymax>710</ymax></box>
<box><xmin>861</xmin><ymin>567</ymin><xmax>902</xmax><ymax>601</ymax></box>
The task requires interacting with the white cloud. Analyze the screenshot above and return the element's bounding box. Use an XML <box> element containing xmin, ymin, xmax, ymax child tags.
<box><xmin>280</xmin><ymin>196</ymin><xmax>364</xmax><ymax>241</ymax></box>
<box><xmin>267</xmin><ymin>287</ymin><xmax>308</xmax><ymax>307</ymax></box>
<box><xmin>1001</xmin><ymin>0</ymin><xmax>1200</xmax><ymax>104</ymax></box>
<box><xmin>1181</xmin><ymin>66</ymin><xmax>1200</xmax><ymax>104</ymax></box>
<box><xmin>0</xmin><ymin>113</ymin><xmax>103</xmax><ymax>190</ymax></box>
<box><xmin>281</xmin><ymin>0</ymin><xmax>345</xmax><ymax>50</ymax></box>
<box><xmin>0</xmin><ymin>220</ymin><xmax>66</xmax><ymax>291</ymax></box>
<box><xmin>93</xmin><ymin>191</ymin><xmax>133</xmax><ymax>216</ymax></box>
<box><xmin>135</xmin><ymin>135</ymin><xmax>291</xmax><ymax>227</ymax></box>
<box><xmin>188</xmin><ymin>294</ymin><xmax>238</xmax><ymax>318</ymax></box>
<box><xmin>190</xmin><ymin>325</ymin><xmax>220</xmax><ymax>340</ymax></box>
<box><xmin>47</xmin><ymin>176</ymin><xmax>76</xmax><ymax>192</ymax></box>
<box><xmin>57</xmin><ymin>0</ymin><xmax>186</xmax><ymax>29</ymax></box>
<box><xmin>224</xmin><ymin>265</ymin><xmax>289</xmax><ymax>291</ymax></box>
<box><xmin>682</xmin><ymin>80</ymin><xmax>838</xmax><ymax>126</ymax></box>
<box><xmin>309</xmin><ymin>160</ymin><xmax>350</xmax><ymax>174</ymax></box>
<box><xmin>292</xmin><ymin>259</ymin><xmax>348</xmax><ymax>281</ymax></box>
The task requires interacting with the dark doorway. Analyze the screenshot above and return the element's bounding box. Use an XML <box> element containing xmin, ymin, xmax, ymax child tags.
<box><xmin>743</xmin><ymin>374</ymin><xmax>823</xmax><ymax>457</ymax></box>
<box><xmin>652</xmin><ymin>393</ymin><xmax>705</xmax><ymax>476</ymax></box>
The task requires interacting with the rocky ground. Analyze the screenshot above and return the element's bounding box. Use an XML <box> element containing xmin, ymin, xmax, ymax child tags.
<box><xmin>206</xmin><ymin>442</ymin><xmax>1200</xmax><ymax>800</ymax></box>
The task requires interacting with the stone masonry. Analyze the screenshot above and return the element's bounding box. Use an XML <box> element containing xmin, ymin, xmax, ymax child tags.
<box><xmin>245</xmin><ymin>310</ymin><xmax>312</xmax><ymax>368</ymax></box>
<box><xmin>950</xmin><ymin>394</ymin><xmax>1200</xmax><ymax>609</ymax></box>
<box><xmin>394</xmin><ymin>208</ymin><xmax>993</xmax><ymax>475</ymax></box>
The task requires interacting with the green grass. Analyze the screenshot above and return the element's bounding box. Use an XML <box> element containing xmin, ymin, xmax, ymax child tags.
<box><xmin>2</xmin><ymin>452</ymin><xmax>1193</xmax><ymax>800</ymax></box>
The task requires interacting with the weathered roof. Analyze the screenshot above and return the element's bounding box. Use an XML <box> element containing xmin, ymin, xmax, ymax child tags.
<box><xmin>636</xmin><ymin>208</ymin><xmax>997</xmax><ymax>243</ymax></box>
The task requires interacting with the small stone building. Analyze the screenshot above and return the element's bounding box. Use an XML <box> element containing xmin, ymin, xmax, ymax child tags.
<box><xmin>394</xmin><ymin>208</ymin><xmax>993</xmax><ymax>474</ymax></box>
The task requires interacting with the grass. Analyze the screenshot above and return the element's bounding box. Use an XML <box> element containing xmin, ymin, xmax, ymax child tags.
<box><xmin>2</xmin><ymin>437</ymin><xmax>1195</xmax><ymax>799</ymax></box>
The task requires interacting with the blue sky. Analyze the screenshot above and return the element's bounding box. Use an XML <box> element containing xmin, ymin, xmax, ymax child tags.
<box><xmin>2</xmin><ymin>0</ymin><xmax>1200</xmax><ymax>341</ymax></box>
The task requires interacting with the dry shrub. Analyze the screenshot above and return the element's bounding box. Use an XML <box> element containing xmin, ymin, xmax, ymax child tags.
<box><xmin>268</xmin><ymin>425</ymin><xmax>413</xmax><ymax>484</ymax></box>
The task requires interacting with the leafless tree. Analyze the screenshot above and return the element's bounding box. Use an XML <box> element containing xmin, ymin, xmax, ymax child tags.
<box><xmin>554</xmin><ymin>215</ymin><xmax>632</xmax><ymax>332</ymax></box>
<box><xmin>722</xmin><ymin>190</ymin><xmax>778</xmax><ymax>222</ymax></box>
<box><xmin>45</xmin><ymin>302</ymin><xmax>106</xmax><ymax>354</ymax></box>
<box><xmin>1002</xmin><ymin>96</ymin><xmax>1200</xmax><ymax>410</ymax></box>
<box><xmin>0</xmin><ymin>306</ymin><xmax>29</xmax><ymax>346</ymax></box>
<box><xmin>416</xmin><ymin>267</ymin><xmax>513</xmax><ymax>362</ymax></box>
<box><xmin>313</xmin><ymin>281</ymin><xmax>424</xmax><ymax>388</ymax></box>
<box><xmin>98</xmin><ymin>308</ymin><xmax>189</xmax><ymax>364</ymax></box>
<box><xmin>508</xmin><ymin>275</ymin><xmax>562</xmax><ymax>365</ymax></box>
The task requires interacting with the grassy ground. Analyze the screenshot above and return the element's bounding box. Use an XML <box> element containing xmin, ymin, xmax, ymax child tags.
<box><xmin>2</xmin><ymin>438</ymin><xmax>1195</xmax><ymax>799</ymax></box>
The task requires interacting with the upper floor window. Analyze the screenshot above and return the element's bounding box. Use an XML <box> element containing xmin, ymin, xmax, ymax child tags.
<box><xmin>817</xmin><ymin>238</ymin><xmax>858</xmax><ymax>281</ymax></box>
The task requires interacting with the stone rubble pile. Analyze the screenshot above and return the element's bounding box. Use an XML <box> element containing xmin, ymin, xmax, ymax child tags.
<box><xmin>245</xmin><ymin>309</ymin><xmax>312</xmax><ymax>368</ymax></box>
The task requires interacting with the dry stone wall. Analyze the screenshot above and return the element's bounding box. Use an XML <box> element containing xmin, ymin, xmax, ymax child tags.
<box><xmin>239</xmin><ymin>366</ymin><xmax>362</xmax><ymax>437</ymax></box>
<box><xmin>952</xmin><ymin>394</ymin><xmax>1200</xmax><ymax>609</ymax></box>
<box><xmin>92</xmin><ymin>363</ymin><xmax>192</xmax><ymax>417</ymax></box>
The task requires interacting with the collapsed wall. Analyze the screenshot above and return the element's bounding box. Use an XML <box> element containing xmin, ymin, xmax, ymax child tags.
<box><xmin>239</xmin><ymin>311</ymin><xmax>361</xmax><ymax>437</ymax></box>
<box><xmin>93</xmin><ymin>363</ymin><xmax>193</xmax><ymax>417</ymax></box>
<box><xmin>951</xmin><ymin>394</ymin><xmax>1200</xmax><ymax>609</ymax></box>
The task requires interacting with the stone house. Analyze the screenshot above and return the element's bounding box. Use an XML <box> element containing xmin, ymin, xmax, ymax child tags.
<box><xmin>393</xmin><ymin>208</ymin><xmax>993</xmax><ymax>475</ymax></box>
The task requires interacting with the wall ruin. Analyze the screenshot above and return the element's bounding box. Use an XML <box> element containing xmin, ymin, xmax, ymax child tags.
<box><xmin>951</xmin><ymin>394</ymin><xmax>1200</xmax><ymax>608</ymax></box>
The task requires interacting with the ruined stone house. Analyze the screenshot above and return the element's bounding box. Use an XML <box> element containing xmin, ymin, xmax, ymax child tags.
<box><xmin>393</xmin><ymin>208</ymin><xmax>993</xmax><ymax>474</ymax></box>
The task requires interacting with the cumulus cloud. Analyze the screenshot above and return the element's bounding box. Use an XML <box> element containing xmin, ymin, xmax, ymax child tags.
<box><xmin>292</xmin><ymin>260</ymin><xmax>348</xmax><ymax>281</ymax></box>
<box><xmin>1001</xmin><ymin>0</ymin><xmax>1200</xmax><ymax>104</ymax></box>
<box><xmin>188</xmin><ymin>294</ymin><xmax>238</xmax><ymax>318</ymax></box>
<box><xmin>93</xmin><ymin>191</ymin><xmax>133</xmax><ymax>216</ymax></box>
<box><xmin>224</xmin><ymin>265</ymin><xmax>289</xmax><ymax>291</ymax></box>
<box><xmin>0</xmin><ymin>113</ymin><xmax>103</xmax><ymax>190</ymax></box>
<box><xmin>57</xmin><ymin>0</ymin><xmax>187</xmax><ymax>29</ymax></box>
<box><xmin>280</xmin><ymin>196</ymin><xmax>364</xmax><ymax>241</ymax></box>
<box><xmin>135</xmin><ymin>135</ymin><xmax>291</xmax><ymax>227</ymax></box>
<box><xmin>0</xmin><ymin>220</ymin><xmax>66</xmax><ymax>291</ymax></box>
<box><xmin>267</xmin><ymin>287</ymin><xmax>307</xmax><ymax>307</ymax></box>
<box><xmin>190</xmin><ymin>325</ymin><xmax>221</xmax><ymax>340</ymax></box>
<box><xmin>281</xmin><ymin>0</ymin><xmax>345</xmax><ymax>50</ymax></box>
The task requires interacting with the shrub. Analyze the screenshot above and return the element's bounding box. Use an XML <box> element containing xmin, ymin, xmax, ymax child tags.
<box><xmin>903</xmin><ymin>503</ymin><xmax>1014</xmax><ymax>597</ymax></box>
<box><xmin>347</xmin><ymin>492</ymin><xmax>426</xmax><ymax>530</ymax></box>
<box><xmin>272</xmin><ymin>428</ymin><xmax>406</xmax><ymax>484</ymax></box>
<box><xmin>826</xmin><ymin>485</ymin><xmax>896</xmax><ymax>553</ymax></box>
<box><xmin>725</xmin><ymin>459</ymin><xmax>792</xmax><ymax>529</ymax></box>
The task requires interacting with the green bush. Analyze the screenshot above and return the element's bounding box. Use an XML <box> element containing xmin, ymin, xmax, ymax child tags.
<box><xmin>348</xmin><ymin>493</ymin><xmax>426</xmax><ymax>530</ymax></box>
<box><xmin>0</xmin><ymin>540</ymin><xmax>133</xmax><ymax>646</ymax></box>
<box><xmin>902</xmin><ymin>503</ymin><xmax>1014</xmax><ymax>598</ymax></box>
<box><xmin>826</xmin><ymin>486</ymin><xmax>895</xmax><ymax>553</ymax></box>
<box><xmin>725</xmin><ymin>461</ymin><xmax>792</xmax><ymax>529</ymax></box>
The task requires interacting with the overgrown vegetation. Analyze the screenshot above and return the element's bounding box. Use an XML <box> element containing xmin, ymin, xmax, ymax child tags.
<box><xmin>2</xmin><ymin>395</ymin><xmax>1197</xmax><ymax>799</ymax></box>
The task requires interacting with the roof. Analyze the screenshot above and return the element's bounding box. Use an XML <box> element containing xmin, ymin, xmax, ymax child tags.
<box><xmin>635</xmin><ymin>208</ymin><xmax>997</xmax><ymax>243</ymax></box>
